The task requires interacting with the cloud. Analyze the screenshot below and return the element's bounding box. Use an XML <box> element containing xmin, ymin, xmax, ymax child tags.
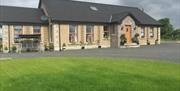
<box><xmin>0</xmin><ymin>0</ymin><xmax>38</xmax><ymax>8</ymax></box>
<box><xmin>0</xmin><ymin>0</ymin><xmax>179</xmax><ymax>28</ymax></box>
<box><xmin>119</xmin><ymin>0</ymin><xmax>180</xmax><ymax>29</ymax></box>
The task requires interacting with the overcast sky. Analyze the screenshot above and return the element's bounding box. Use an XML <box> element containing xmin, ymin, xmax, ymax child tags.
<box><xmin>0</xmin><ymin>0</ymin><xmax>179</xmax><ymax>29</ymax></box>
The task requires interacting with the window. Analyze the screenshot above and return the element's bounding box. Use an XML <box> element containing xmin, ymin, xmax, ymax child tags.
<box><xmin>103</xmin><ymin>26</ymin><xmax>109</xmax><ymax>39</ymax></box>
<box><xmin>14</xmin><ymin>25</ymin><xmax>22</xmax><ymax>43</ymax></box>
<box><xmin>69</xmin><ymin>24</ymin><xmax>78</xmax><ymax>43</ymax></box>
<box><xmin>112</xmin><ymin>25</ymin><xmax>116</xmax><ymax>34</ymax></box>
<box><xmin>0</xmin><ymin>25</ymin><xmax>2</xmax><ymax>39</ymax></box>
<box><xmin>0</xmin><ymin>25</ymin><xmax>2</xmax><ymax>46</ymax></box>
<box><xmin>90</xmin><ymin>6</ymin><xmax>98</xmax><ymax>11</ymax></box>
<box><xmin>33</xmin><ymin>26</ymin><xmax>41</xmax><ymax>34</ymax></box>
<box><xmin>86</xmin><ymin>25</ymin><xmax>94</xmax><ymax>43</ymax></box>
<box><xmin>141</xmin><ymin>27</ymin><xmax>145</xmax><ymax>38</ymax></box>
<box><xmin>150</xmin><ymin>27</ymin><xmax>154</xmax><ymax>38</ymax></box>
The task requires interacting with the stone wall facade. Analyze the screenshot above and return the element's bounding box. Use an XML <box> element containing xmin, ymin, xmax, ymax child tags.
<box><xmin>1</xmin><ymin>17</ymin><xmax>160</xmax><ymax>52</ymax></box>
<box><xmin>1</xmin><ymin>25</ymin><xmax>49</xmax><ymax>52</ymax></box>
<box><xmin>111</xmin><ymin>16</ymin><xmax>161</xmax><ymax>48</ymax></box>
<box><xmin>52</xmin><ymin>24</ymin><xmax>111</xmax><ymax>51</ymax></box>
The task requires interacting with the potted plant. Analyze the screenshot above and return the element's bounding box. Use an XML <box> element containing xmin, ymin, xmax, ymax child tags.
<box><xmin>120</xmin><ymin>34</ymin><xmax>127</xmax><ymax>46</ymax></box>
<box><xmin>155</xmin><ymin>39</ymin><xmax>158</xmax><ymax>45</ymax></box>
<box><xmin>0</xmin><ymin>44</ymin><xmax>2</xmax><ymax>52</ymax></box>
<box><xmin>12</xmin><ymin>46</ymin><xmax>17</xmax><ymax>53</ymax></box>
<box><xmin>4</xmin><ymin>46</ymin><xmax>9</xmax><ymax>53</ymax></box>
<box><xmin>62</xmin><ymin>43</ymin><xmax>66</xmax><ymax>51</ymax></box>
<box><xmin>147</xmin><ymin>40</ymin><xmax>150</xmax><ymax>45</ymax></box>
<box><xmin>132</xmin><ymin>33</ymin><xmax>140</xmax><ymax>45</ymax></box>
<box><xmin>97</xmin><ymin>40</ymin><xmax>101</xmax><ymax>48</ymax></box>
<box><xmin>80</xmin><ymin>41</ymin><xmax>85</xmax><ymax>49</ymax></box>
<box><xmin>44</xmin><ymin>44</ymin><xmax>49</xmax><ymax>51</ymax></box>
<box><xmin>49</xmin><ymin>43</ymin><xmax>54</xmax><ymax>51</ymax></box>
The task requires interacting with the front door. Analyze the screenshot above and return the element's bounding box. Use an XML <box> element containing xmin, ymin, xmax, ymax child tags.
<box><xmin>125</xmin><ymin>25</ymin><xmax>132</xmax><ymax>44</ymax></box>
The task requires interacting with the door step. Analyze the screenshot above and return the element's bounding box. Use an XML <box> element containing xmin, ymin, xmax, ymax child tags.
<box><xmin>120</xmin><ymin>43</ymin><xmax>140</xmax><ymax>48</ymax></box>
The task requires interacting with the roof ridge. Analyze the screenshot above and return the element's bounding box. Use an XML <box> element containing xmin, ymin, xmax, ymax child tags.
<box><xmin>72</xmin><ymin>0</ymin><xmax>138</xmax><ymax>9</ymax></box>
<box><xmin>41</xmin><ymin>0</ymin><xmax>138</xmax><ymax>9</ymax></box>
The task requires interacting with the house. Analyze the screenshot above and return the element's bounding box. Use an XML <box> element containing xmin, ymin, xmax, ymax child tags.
<box><xmin>0</xmin><ymin>0</ymin><xmax>161</xmax><ymax>52</ymax></box>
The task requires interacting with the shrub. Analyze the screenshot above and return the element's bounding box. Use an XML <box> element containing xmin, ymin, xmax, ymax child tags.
<box><xmin>62</xmin><ymin>43</ymin><xmax>66</xmax><ymax>51</ymax></box>
<box><xmin>155</xmin><ymin>39</ymin><xmax>158</xmax><ymax>45</ymax></box>
<box><xmin>120</xmin><ymin>34</ymin><xmax>127</xmax><ymax>45</ymax></box>
<box><xmin>44</xmin><ymin>44</ymin><xmax>49</xmax><ymax>51</ymax></box>
<box><xmin>12</xmin><ymin>46</ymin><xmax>17</xmax><ymax>52</ymax></box>
<box><xmin>0</xmin><ymin>44</ymin><xmax>2</xmax><ymax>51</ymax></box>
<box><xmin>132</xmin><ymin>33</ymin><xmax>140</xmax><ymax>44</ymax></box>
<box><xmin>62</xmin><ymin>43</ymin><xmax>66</xmax><ymax>47</ymax></box>
<box><xmin>147</xmin><ymin>40</ymin><xmax>150</xmax><ymax>45</ymax></box>
<box><xmin>80</xmin><ymin>41</ymin><xmax>84</xmax><ymax>46</ymax></box>
<box><xmin>49</xmin><ymin>43</ymin><xmax>54</xmax><ymax>50</ymax></box>
<box><xmin>4</xmin><ymin>46</ymin><xmax>8</xmax><ymax>50</ymax></box>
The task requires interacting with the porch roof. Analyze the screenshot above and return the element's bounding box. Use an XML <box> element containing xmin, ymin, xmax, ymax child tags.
<box><xmin>18</xmin><ymin>34</ymin><xmax>41</xmax><ymax>39</ymax></box>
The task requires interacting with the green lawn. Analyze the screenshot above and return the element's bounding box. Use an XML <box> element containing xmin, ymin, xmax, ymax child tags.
<box><xmin>0</xmin><ymin>57</ymin><xmax>179</xmax><ymax>91</ymax></box>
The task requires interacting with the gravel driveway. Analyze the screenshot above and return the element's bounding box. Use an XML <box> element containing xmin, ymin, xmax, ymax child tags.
<box><xmin>0</xmin><ymin>43</ymin><xmax>179</xmax><ymax>63</ymax></box>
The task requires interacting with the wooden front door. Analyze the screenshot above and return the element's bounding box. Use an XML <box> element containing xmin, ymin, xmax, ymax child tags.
<box><xmin>125</xmin><ymin>25</ymin><xmax>132</xmax><ymax>44</ymax></box>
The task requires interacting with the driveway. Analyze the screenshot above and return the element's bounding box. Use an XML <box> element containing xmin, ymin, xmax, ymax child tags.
<box><xmin>0</xmin><ymin>43</ymin><xmax>179</xmax><ymax>63</ymax></box>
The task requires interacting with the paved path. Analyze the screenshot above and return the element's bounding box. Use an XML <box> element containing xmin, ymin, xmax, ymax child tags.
<box><xmin>0</xmin><ymin>43</ymin><xmax>179</xmax><ymax>63</ymax></box>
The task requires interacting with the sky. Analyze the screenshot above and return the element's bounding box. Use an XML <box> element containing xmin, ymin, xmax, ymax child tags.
<box><xmin>0</xmin><ymin>0</ymin><xmax>179</xmax><ymax>29</ymax></box>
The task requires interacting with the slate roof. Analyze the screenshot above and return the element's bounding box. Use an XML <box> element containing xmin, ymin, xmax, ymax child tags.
<box><xmin>40</xmin><ymin>0</ymin><xmax>161</xmax><ymax>26</ymax></box>
<box><xmin>0</xmin><ymin>6</ymin><xmax>47</xmax><ymax>24</ymax></box>
<box><xmin>0</xmin><ymin>0</ymin><xmax>161</xmax><ymax>26</ymax></box>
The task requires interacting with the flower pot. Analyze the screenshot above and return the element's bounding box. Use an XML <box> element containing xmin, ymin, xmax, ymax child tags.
<box><xmin>3</xmin><ymin>50</ymin><xmax>9</xmax><ymax>53</ymax></box>
<box><xmin>81</xmin><ymin>46</ymin><xmax>85</xmax><ymax>50</ymax></box>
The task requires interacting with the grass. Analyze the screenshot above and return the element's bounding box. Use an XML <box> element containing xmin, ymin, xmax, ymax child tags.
<box><xmin>0</xmin><ymin>57</ymin><xmax>179</xmax><ymax>91</ymax></box>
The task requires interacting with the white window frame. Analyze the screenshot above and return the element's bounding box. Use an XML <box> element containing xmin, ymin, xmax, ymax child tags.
<box><xmin>103</xmin><ymin>25</ymin><xmax>110</xmax><ymax>40</ymax></box>
<box><xmin>14</xmin><ymin>25</ymin><xmax>22</xmax><ymax>43</ymax></box>
<box><xmin>86</xmin><ymin>25</ymin><xmax>94</xmax><ymax>43</ymax></box>
<box><xmin>69</xmin><ymin>24</ymin><xmax>78</xmax><ymax>44</ymax></box>
<box><xmin>141</xmin><ymin>27</ymin><xmax>145</xmax><ymax>38</ymax></box>
<box><xmin>33</xmin><ymin>26</ymin><xmax>41</xmax><ymax>34</ymax></box>
<box><xmin>0</xmin><ymin>25</ymin><xmax>2</xmax><ymax>45</ymax></box>
<box><xmin>0</xmin><ymin>25</ymin><xmax>2</xmax><ymax>39</ymax></box>
<box><xmin>150</xmin><ymin>27</ymin><xmax>154</xmax><ymax>38</ymax></box>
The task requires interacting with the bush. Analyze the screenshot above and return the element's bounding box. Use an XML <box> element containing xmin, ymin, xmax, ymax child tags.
<box><xmin>120</xmin><ymin>34</ymin><xmax>127</xmax><ymax>46</ymax></box>
<box><xmin>62</xmin><ymin>43</ymin><xmax>66</xmax><ymax>51</ymax></box>
<box><xmin>4</xmin><ymin>46</ymin><xmax>8</xmax><ymax>50</ymax></box>
<box><xmin>132</xmin><ymin>33</ymin><xmax>140</xmax><ymax>44</ymax></box>
<box><xmin>80</xmin><ymin>41</ymin><xmax>85</xmax><ymax>46</ymax></box>
<box><xmin>147</xmin><ymin>40</ymin><xmax>150</xmax><ymax>45</ymax></box>
<box><xmin>49</xmin><ymin>43</ymin><xmax>54</xmax><ymax>51</ymax></box>
<box><xmin>12</xmin><ymin>46</ymin><xmax>17</xmax><ymax>52</ymax></box>
<box><xmin>44</xmin><ymin>45</ymin><xmax>49</xmax><ymax>51</ymax></box>
<box><xmin>62</xmin><ymin>43</ymin><xmax>66</xmax><ymax>47</ymax></box>
<box><xmin>155</xmin><ymin>39</ymin><xmax>158</xmax><ymax>45</ymax></box>
<box><xmin>0</xmin><ymin>44</ymin><xmax>2</xmax><ymax>51</ymax></box>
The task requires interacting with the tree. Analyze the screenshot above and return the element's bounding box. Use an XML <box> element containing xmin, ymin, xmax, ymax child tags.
<box><xmin>171</xmin><ymin>29</ymin><xmax>180</xmax><ymax>40</ymax></box>
<box><xmin>159</xmin><ymin>18</ymin><xmax>174</xmax><ymax>39</ymax></box>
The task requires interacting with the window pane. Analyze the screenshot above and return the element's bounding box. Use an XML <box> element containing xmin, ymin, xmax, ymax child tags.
<box><xmin>103</xmin><ymin>26</ymin><xmax>109</xmax><ymax>39</ymax></box>
<box><xmin>34</xmin><ymin>26</ymin><xmax>41</xmax><ymax>33</ymax></box>
<box><xmin>69</xmin><ymin>24</ymin><xmax>77</xmax><ymax>43</ymax></box>
<box><xmin>0</xmin><ymin>26</ymin><xmax>2</xmax><ymax>39</ymax></box>
<box><xmin>150</xmin><ymin>27</ymin><xmax>154</xmax><ymax>37</ymax></box>
<box><xmin>69</xmin><ymin>25</ymin><xmax>76</xmax><ymax>33</ymax></box>
<box><xmin>141</xmin><ymin>27</ymin><xmax>145</xmax><ymax>38</ymax></box>
<box><xmin>14</xmin><ymin>25</ymin><xmax>22</xmax><ymax>43</ymax></box>
<box><xmin>86</xmin><ymin>25</ymin><xmax>93</xmax><ymax>33</ymax></box>
<box><xmin>86</xmin><ymin>25</ymin><xmax>94</xmax><ymax>43</ymax></box>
